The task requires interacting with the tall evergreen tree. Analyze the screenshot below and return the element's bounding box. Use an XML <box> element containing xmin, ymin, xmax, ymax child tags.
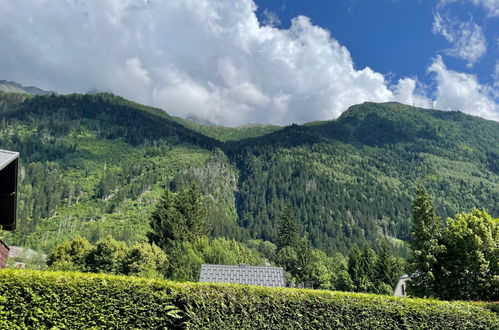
<box><xmin>276</xmin><ymin>205</ymin><xmax>300</xmax><ymax>250</ymax></box>
<box><xmin>347</xmin><ymin>246</ymin><xmax>363</xmax><ymax>291</ymax></box>
<box><xmin>407</xmin><ymin>184</ymin><xmax>445</xmax><ymax>297</ymax></box>
<box><xmin>148</xmin><ymin>185</ymin><xmax>208</xmax><ymax>251</ymax></box>
<box><xmin>375</xmin><ymin>239</ymin><xmax>405</xmax><ymax>290</ymax></box>
<box><xmin>148</xmin><ymin>189</ymin><xmax>176</xmax><ymax>251</ymax></box>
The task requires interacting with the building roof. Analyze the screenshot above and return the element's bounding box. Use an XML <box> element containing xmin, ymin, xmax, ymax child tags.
<box><xmin>0</xmin><ymin>150</ymin><xmax>19</xmax><ymax>171</ymax></box>
<box><xmin>199</xmin><ymin>264</ymin><xmax>286</xmax><ymax>287</ymax></box>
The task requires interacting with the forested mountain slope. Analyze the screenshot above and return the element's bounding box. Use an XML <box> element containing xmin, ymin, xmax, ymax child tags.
<box><xmin>227</xmin><ymin>102</ymin><xmax>499</xmax><ymax>253</ymax></box>
<box><xmin>0</xmin><ymin>92</ymin><xmax>242</xmax><ymax>252</ymax></box>
<box><xmin>1</xmin><ymin>91</ymin><xmax>498</xmax><ymax>256</ymax></box>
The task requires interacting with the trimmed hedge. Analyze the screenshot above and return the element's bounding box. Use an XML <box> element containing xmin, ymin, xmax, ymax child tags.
<box><xmin>0</xmin><ymin>270</ymin><xmax>497</xmax><ymax>329</ymax></box>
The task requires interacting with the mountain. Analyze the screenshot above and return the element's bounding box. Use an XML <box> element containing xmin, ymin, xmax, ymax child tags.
<box><xmin>227</xmin><ymin>102</ymin><xmax>499</xmax><ymax>253</ymax></box>
<box><xmin>0</xmin><ymin>80</ymin><xmax>54</xmax><ymax>95</ymax></box>
<box><xmin>0</xmin><ymin>91</ymin><xmax>241</xmax><ymax>252</ymax></box>
<box><xmin>172</xmin><ymin>116</ymin><xmax>281</xmax><ymax>142</ymax></box>
<box><xmin>1</xmin><ymin>91</ymin><xmax>498</xmax><ymax>256</ymax></box>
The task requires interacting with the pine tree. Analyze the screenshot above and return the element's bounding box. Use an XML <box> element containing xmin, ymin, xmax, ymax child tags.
<box><xmin>148</xmin><ymin>189</ymin><xmax>176</xmax><ymax>251</ymax></box>
<box><xmin>375</xmin><ymin>239</ymin><xmax>404</xmax><ymax>290</ymax></box>
<box><xmin>407</xmin><ymin>184</ymin><xmax>444</xmax><ymax>297</ymax></box>
<box><xmin>347</xmin><ymin>246</ymin><xmax>363</xmax><ymax>291</ymax></box>
<box><xmin>175</xmin><ymin>185</ymin><xmax>209</xmax><ymax>242</ymax></box>
<box><xmin>276</xmin><ymin>205</ymin><xmax>300</xmax><ymax>250</ymax></box>
<box><xmin>148</xmin><ymin>185</ymin><xmax>208</xmax><ymax>252</ymax></box>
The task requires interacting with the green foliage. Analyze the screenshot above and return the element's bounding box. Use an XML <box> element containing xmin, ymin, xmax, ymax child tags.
<box><xmin>172</xmin><ymin>117</ymin><xmax>281</xmax><ymax>142</ymax></box>
<box><xmin>436</xmin><ymin>209</ymin><xmax>499</xmax><ymax>301</ymax></box>
<box><xmin>347</xmin><ymin>246</ymin><xmax>378</xmax><ymax>293</ymax></box>
<box><xmin>0</xmin><ymin>269</ymin><xmax>498</xmax><ymax>329</ymax></box>
<box><xmin>123</xmin><ymin>242</ymin><xmax>169</xmax><ymax>279</ymax></box>
<box><xmin>343</xmin><ymin>242</ymin><xmax>404</xmax><ymax>295</ymax></box>
<box><xmin>47</xmin><ymin>236</ymin><xmax>168</xmax><ymax>279</ymax></box>
<box><xmin>0</xmin><ymin>270</ymin><xmax>182</xmax><ymax>329</ymax></box>
<box><xmin>148</xmin><ymin>185</ymin><xmax>209</xmax><ymax>251</ymax></box>
<box><xmin>375</xmin><ymin>239</ymin><xmax>405</xmax><ymax>289</ymax></box>
<box><xmin>228</xmin><ymin>102</ymin><xmax>499</xmax><ymax>254</ymax></box>
<box><xmin>167</xmin><ymin>237</ymin><xmax>264</xmax><ymax>282</ymax></box>
<box><xmin>2</xmin><ymin>92</ymin><xmax>499</xmax><ymax>270</ymax></box>
<box><xmin>408</xmin><ymin>184</ymin><xmax>445</xmax><ymax>297</ymax></box>
<box><xmin>47</xmin><ymin>236</ymin><xmax>94</xmax><ymax>271</ymax></box>
<box><xmin>275</xmin><ymin>236</ymin><xmax>348</xmax><ymax>289</ymax></box>
<box><xmin>276</xmin><ymin>205</ymin><xmax>301</xmax><ymax>249</ymax></box>
<box><xmin>408</xmin><ymin>187</ymin><xmax>498</xmax><ymax>301</ymax></box>
<box><xmin>170</xmin><ymin>149</ymin><xmax>249</xmax><ymax>241</ymax></box>
<box><xmin>0</xmin><ymin>92</ymin><xmax>222</xmax><ymax>253</ymax></box>
<box><xmin>86</xmin><ymin>236</ymin><xmax>128</xmax><ymax>274</ymax></box>
<box><xmin>245</xmin><ymin>239</ymin><xmax>277</xmax><ymax>262</ymax></box>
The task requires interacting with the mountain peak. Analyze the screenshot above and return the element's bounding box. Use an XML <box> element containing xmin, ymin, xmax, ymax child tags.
<box><xmin>0</xmin><ymin>80</ymin><xmax>54</xmax><ymax>95</ymax></box>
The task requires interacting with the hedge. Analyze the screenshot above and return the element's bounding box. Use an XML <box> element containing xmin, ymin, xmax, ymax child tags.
<box><xmin>0</xmin><ymin>269</ymin><xmax>497</xmax><ymax>329</ymax></box>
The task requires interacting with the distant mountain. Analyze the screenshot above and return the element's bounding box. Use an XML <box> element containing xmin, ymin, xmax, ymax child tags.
<box><xmin>0</xmin><ymin>80</ymin><xmax>54</xmax><ymax>95</ymax></box>
<box><xmin>0</xmin><ymin>91</ymin><xmax>498</xmax><ymax>256</ymax></box>
<box><xmin>172</xmin><ymin>116</ymin><xmax>281</xmax><ymax>142</ymax></box>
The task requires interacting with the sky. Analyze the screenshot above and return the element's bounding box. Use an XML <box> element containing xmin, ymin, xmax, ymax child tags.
<box><xmin>0</xmin><ymin>0</ymin><xmax>498</xmax><ymax>126</ymax></box>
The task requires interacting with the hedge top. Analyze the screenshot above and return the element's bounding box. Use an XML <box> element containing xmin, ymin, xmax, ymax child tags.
<box><xmin>0</xmin><ymin>269</ymin><xmax>497</xmax><ymax>329</ymax></box>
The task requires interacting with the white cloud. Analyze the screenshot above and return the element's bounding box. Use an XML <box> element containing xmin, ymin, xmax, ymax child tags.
<box><xmin>472</xmin><ymin>0</ymin><xmax>499</xmax><ymax>16</ymax></box>
<box><xmin>433</xmin><ymin>12</ymin><xmax>487</xmax><ymax>66</ymax></box>
<box><xmin>0</xmin><ymin>0</ymin><xmax>497</xmax><ymax>125</ymax></box>
<box><xmin>262</xmin><ymin>9</ymin><xmax>281</xmax><ymax>27</ymax></box>
<box><xmin>440</xmin><ymin>0</ymin><xmax>499</xmax><ymax>17</ymax></box>
<box><xmin>392</xmin><ymin>78</ymin><xmax>432</xmax><ymax>108</ymax></box>
<box><xmin>476</xmin><ymin>0</ymin><xmax>499</xmax><ymax>16</ymax></box>
<box><xmin>429</xmin><ymin>56</ymin><xmax>499</xmax><ymax>120</ymax></box>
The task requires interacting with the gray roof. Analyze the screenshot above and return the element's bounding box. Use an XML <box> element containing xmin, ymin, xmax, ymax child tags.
<box><xmin>0</xmin><ymin>150</ymin><xmax>19</xmax><ymax>171</ymax></box>
<box><xmin>199</xmin><ymin>264</ymin><xmax>286</xmax><ymax>287</ymax></box>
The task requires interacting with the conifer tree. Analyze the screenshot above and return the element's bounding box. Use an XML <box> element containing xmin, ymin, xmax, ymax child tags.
<box><xmin>347</xmin><ymin>246</ymin><xmax>363</xmax><ymax>291</ymax></box>
<box><xmin>148</xmin><ymin>185</ymin><xmax>208</xmax><ymax>252</ymax></box>
<box><xmin>276</xmin><ymin>205</ymin><xmax>300</xmax><ymax>250</ymax></box>
<box><xmin>375</xmin><ymin>239</ymin><xmax>404</xmax><ymax>290</ymax></box>
<box><xmin>407</xmin><ymin>184</ymin><xmax>444</xmax><ymax>297</ymax></box>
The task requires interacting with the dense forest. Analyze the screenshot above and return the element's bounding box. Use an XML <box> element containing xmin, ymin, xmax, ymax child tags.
<box><xmin>227</xmin><ymin>102</ymin><xmax>499</xmax><ymax>254</ymax></box>
<box><xmin>1</xmin><ymin>91</ymin><xmax>498</xmax><ymax>261</ymax></box>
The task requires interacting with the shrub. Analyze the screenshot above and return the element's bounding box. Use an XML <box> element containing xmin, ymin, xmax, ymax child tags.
<box><xmin>0</xmin><ymin>269</ymin><xmax>497</xmax><ymax>329</ymax></box>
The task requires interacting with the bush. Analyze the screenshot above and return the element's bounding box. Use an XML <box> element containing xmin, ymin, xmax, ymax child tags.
<box><xmin>47</xmin><ymin>236</ymin><xmax>168</xmax><ymax>279</ymax></box>
<box><xmin>0</xmin><ymin>269</ymin><xmax>497</xmax><ymax>329</ymax></box>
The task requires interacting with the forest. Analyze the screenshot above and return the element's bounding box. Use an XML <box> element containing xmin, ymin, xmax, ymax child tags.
<box><xmin>1</xmin><ymin>91</ymin><xmax>498</xmax><ymax>299</ymax></box>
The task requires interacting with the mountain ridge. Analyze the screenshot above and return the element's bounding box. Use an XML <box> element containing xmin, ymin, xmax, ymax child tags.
<box><xmin>0</xmin><ymin>90</ymin><xmax>497</xmax><ymax>255</ymax></box>
<box><xmin>0</xmin><ymin>80</ymin><xmax>55</xmax><ymax>96</ymax></box>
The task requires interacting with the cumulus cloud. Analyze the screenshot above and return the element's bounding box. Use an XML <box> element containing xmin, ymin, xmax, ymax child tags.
<box><xmin>429</xmin><ymin>56</ymin><xmax>499</xmax><ymax>120</ymax></box>
<box><xmin>433</xmin><ymin>12</ymin><xmax>487</xmax><ymax>66</ymax></box>
<box><xmin>0</xmin><ymin>0</ymin><xmax>497</xmax><ymax>125</ymax></box>
<box><xmin>392</xmin><ymin>78</ymin><xmax>432</xmax><ymax>108</ymax></box>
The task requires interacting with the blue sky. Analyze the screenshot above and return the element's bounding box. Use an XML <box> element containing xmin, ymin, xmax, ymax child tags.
<box><xmin>255</xmin><ymin>0</ymin><xmax>498</xmax><ymax>88</ymax></box>
<box><xmin>0</xmin><ymin>0</ymin><xmax>497</xmax><ymax>125</ymax></box>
